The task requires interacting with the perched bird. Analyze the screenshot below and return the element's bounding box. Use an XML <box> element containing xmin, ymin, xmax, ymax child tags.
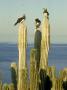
<box><xmin>35</xmin><ymin>18</ymin><xmax>41</xmax><ymax>24</ymax></box>
<box><xmin>35</xmin><ymin>18</ymin><xmax>41</xmax><ymax>28</ymax></box>
<box><xmin>43</xmin><ymin>8</ymin><xmax>49</xmax><ymax>15</ymax></box>
<box><xmin>14</xmin><ymin>14</ymin><xmax>26</xmax><ymax>26</ymax></box>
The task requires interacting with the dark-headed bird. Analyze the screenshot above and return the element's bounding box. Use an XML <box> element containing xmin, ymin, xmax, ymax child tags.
<box><xmin>43</xmin><ymin>8</ymin><xmax>49</xmax><ymax>16</ymax></box>
<box><xmin>14</xmin><ymin>14</ymin><xmax>26</xmax><ymax>26</ymax></box>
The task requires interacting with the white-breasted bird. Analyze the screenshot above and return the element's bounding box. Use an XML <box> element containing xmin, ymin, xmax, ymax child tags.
<box><xmin>14</xmin><ymin>14</ymin><xmax>26</xmax><ymax>26</ymax></box>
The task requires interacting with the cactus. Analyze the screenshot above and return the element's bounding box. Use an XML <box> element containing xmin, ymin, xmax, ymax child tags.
<box><xmin>18</xmin><ymin>19</ymin><xmax>27</xmax><ymax>90</ymax></box>
<box><xmin>22</xmin><ymin>68</ymin><xmax>28</xmax><ymax>90</ymax></box>
<box><xmin>0</xmin><ymin>81</ymin><xmax>2</xmax><ymax>90</ymax></box>
<box><xmin>2</xmin><ymin>84</ymin><xmax>9</xmax><ymax>90</ymax></box>
<box><xmin>18</xmin><ymin>68</ymin><xmax>28</xmax><ymax>90</ymax></box>
<box><xmin>40</xmin><ymin>9</ymin><xmax>50</xmax><ymax>69</ymax></box>
<box><xmin>30</xmin><ymin>49</ymin><xmax>38</xmax><ymax>90</ymax></box>
<box><xmin>34</xmin><ymin>26</ymin><xmax>42</xmax><ymax>71</ymax></box>
<box><xmin>9</xmin><ymin>83</ymin><xmax>15</xmax><ymax>90</ymax></box>
<box><xmin>10</xmin><ymin>62</ymin><xmax>17</xmax><ymax>90</ymax></box>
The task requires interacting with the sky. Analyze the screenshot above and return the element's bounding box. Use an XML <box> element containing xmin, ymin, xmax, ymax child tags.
<box><xmin>0</xmin><ymin>0</ymin><xmax>67</xmax><ymax>44</ymax></box>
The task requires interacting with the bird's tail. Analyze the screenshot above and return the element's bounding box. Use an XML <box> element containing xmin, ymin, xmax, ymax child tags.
<box><xmin>14</xmin><ymin>22</ymin><xmax>18</xmax><ymax>26</ymax></box>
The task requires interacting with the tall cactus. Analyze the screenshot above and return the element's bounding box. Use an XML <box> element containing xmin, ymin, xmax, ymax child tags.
<box><xmin>34</xmin><ymin>18</ymin><xmax>41</xmax><ymax>71</ymax></box>
<box><xmin>18</xmin><ymin>16</ymin><xmax>27</xmax><ymax>90</ymax></box>
<box><xmin>40</xmin><ymin>9</ymin><xmax>50</xmax><ymax>69</ymax></box>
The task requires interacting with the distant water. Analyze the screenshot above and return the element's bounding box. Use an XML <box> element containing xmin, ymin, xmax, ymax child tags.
<box><xmin>0</xmin><ymin>43</ymin><xmax>67</xmax><ymax>83</ymax></box>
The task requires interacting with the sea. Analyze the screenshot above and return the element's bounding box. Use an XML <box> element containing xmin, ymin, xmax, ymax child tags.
<box><xmin>0</xmin><ymin>43</ymin><xmax>67</xmax><ymax>83</ymax></box>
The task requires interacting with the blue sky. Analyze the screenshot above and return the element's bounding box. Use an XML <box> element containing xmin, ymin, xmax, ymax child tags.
<box><xmin>0</xmin><ymin>0</ymin><xmax>67</xmax><ymax>44</ymax></box>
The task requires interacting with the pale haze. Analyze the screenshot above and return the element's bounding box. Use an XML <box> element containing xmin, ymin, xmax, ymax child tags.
<box><xmin>0</xmin><ymin>0</ymin><xmax>67</xmax><ymax>44</ymax></box>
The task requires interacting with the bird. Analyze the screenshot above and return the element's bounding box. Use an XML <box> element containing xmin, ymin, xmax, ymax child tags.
<box><xmin>35</xmin><ymin>18</ymin><xmax>41</xmax><ymax>24</ymax></box>
<box><xmin>43</xmin><ymin>8</ymin><xmax>49</xmax><ymax>15</ymax></box>
<box><xmin>14</xmin><ymin>14</ymin><xmax>26</xmax><ymax>26</ymax></box>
